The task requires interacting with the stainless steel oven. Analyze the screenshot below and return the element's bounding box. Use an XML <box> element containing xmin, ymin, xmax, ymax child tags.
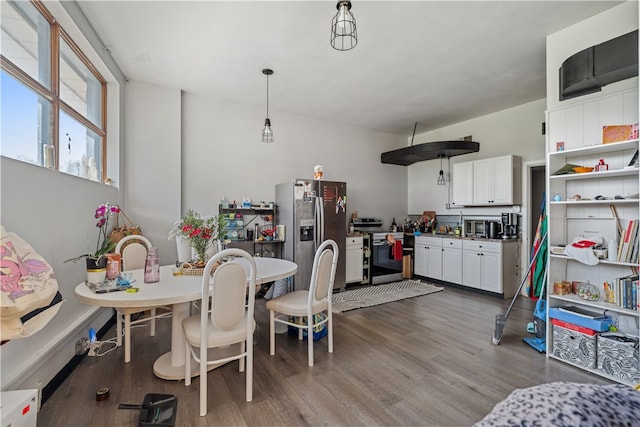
<box><xmin>371</xmin><ymin>231</ymin><xmax>404</xmax><ymax>284</ymax></box>
<box><xmin>352</xmin><ymin>218</ymin><xmax>405</xmax><ymax>285</ymax></box>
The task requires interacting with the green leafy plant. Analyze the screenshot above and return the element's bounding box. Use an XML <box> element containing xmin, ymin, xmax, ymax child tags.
<box><xmin>172</xmin><ymin>210</ymin><xmax>229</xmax><ymax>264</ymax></box>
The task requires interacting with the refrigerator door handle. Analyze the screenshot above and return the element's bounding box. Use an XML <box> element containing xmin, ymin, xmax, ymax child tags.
<box><xmin>315</xmin><ymin>196</ymin><xmax>324</xmax><ymax>250</ymax></box>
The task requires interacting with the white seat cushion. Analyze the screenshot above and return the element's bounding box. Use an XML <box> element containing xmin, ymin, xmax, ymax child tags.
<box><xmin>265</xmin><ymin>290</ymin><xmax>328</xmax><ymax>316</ymax></box>
<box><xmin>182</xmin><ymin>314</ymin><xmax>256</xmax><ymax>348</ymax></box>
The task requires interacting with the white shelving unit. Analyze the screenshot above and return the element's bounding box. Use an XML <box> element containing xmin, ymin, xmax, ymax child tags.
<box><xmin>546</xmin><ymin>88</ymin><xmax>639</xmax><ymax>385</ymax></box>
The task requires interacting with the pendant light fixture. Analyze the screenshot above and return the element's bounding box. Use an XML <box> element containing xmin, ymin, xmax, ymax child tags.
<box><xmin>261</xmin><ymin>68</ymin><xmax>274</xmax><ymax>143</ymax></box>
<box><xmin>437</xmin><ymin>155</ymin><xmax>446</xmax><ymax>185</ymax></box>
<box><xmin>331</xmin><ymin>1</ymin><xmax>357</xmax><ymax>51</ymax></box>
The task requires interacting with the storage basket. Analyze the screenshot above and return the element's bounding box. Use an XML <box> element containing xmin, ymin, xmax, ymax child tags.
<box><xmin>597</xmin><ymin>333</ymin><xmax>640</xmax><ymax>383</ymax></box>
<box><xmin>552</xmin><ymin>319</ymin><xmax>597</xmax><ymax>369</ymax></box>
<box><xmin>178</xmin><ymin>262</ymin><xmax>219</xmax><ymax>276</ymax></box>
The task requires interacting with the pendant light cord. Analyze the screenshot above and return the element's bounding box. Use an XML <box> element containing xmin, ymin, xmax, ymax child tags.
<box><xmin>410</xmin><ymin>122</ymin><xmax>418</xmax><ymax>147</ymax></box>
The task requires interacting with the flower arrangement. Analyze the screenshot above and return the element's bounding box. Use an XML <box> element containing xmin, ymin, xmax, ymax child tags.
<box><xmin>171</xmin><ymin>209</ymin><xmax>228</xmax><ymax>265</ymax></box>
<box><xmin>65</xmin><ymin>203</ymin><xmax>120</xmax><ymax>263</ymax></box>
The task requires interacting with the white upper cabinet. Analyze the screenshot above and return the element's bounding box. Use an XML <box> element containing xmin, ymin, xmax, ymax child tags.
<box><xmin>453</xmin><ymin>155</ymin><xmax>521</xmax><ymax>206</ymax></box>
<box><xmin>451</xmin><ymin>161</ymin><xmax>473</xmax><ymax>207</ymax></box>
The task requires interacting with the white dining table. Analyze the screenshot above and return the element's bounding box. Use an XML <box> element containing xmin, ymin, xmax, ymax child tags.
<box><xmin>75</xmin><ymin>257</ymin><xmax>297</xmax><ymax>380</ymax></box>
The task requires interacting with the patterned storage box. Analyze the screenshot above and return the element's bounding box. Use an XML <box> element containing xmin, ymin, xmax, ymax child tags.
<box><xmin>597</xmin><ymin>333</ymin><xmax>640</xmax><ymax>383</ymax></box>
<box><xmin>552</xmin><ymin>319</ymin><xmax>597</xmax><ymax>369</ymax></box>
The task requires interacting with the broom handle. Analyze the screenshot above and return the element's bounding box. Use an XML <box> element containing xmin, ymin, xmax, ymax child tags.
<box><xmin>504</xmin><ymin>231</ymin><xmax>548</xmax><ymax>320</ymax></box>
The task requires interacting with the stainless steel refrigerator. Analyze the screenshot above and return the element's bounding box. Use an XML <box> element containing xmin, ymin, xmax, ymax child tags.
<box><xmin>276</xmin><ymin>179</ymin><xmax>347</xmax><ymax>291</ymax></box>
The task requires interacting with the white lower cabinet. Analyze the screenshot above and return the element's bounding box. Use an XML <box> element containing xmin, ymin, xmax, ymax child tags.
<box><xmin>414</xmin><ymin>236</ymin><xmax>442</xmax><ymax>280</ymax></box>
<box><xmin>415</xmin><ymin>236</ymin><xmax>517</xmax><ymax>296</ymax></box>
<box><xmin>462</xmin><ymin>240</ymin><xmax>502</xmax><ymax>292</ymax></box>
<box><xmin>441</xmin><ymin>238</ymin><xmax>462</xmax><ymax>284</ymax></box>
<box><xmin>462</xmin><ymin>239</ymin><xmax>519</xmax><ymax>297</ymax></box>
<box><xmin>346</xmin><ymin>236</ymin><xmax>363</xmax><ymax>284</ymax></box>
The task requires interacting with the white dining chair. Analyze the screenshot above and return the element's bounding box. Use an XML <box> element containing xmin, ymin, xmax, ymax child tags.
<box><xmin>182</xmin><ymin>248</ymin><xmax>256</xmax><ymax>416</ymax></box>
<box><xmin>114</xmin><ymin>235</ymin><xmax>171</xmax><ymax>363</ymax></box>
<box><xmin>266</xmin><ymin>239</ymin><xmax>338</xmax><ymax>366</ymax></box>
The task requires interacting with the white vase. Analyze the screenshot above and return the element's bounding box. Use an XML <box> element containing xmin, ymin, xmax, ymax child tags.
<box><xmin>205</xmin><ymin>244</ymin><xmax>216</xmax><ymax>260</ymax></box>
<box><xmin>176</xmin><ymin>235</ymin><xmax>192</xmax><ymax>263</ymax></box>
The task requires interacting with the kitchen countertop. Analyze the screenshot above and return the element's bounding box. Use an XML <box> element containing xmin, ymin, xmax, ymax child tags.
<box><xmin>347</xmin><ymin>231</ymin><xmax>519</xmax><ymax>243</ymax></box>
<box><xmin>417</xmin><ymin>233</ymin><xmax>520</xmax><ymax>243</ymax></box>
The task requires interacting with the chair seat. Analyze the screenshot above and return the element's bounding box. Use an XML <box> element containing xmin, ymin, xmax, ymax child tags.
<box><xmin>265</xmin><ymin>290</ymin><xmax>328</xmax><ymax>316</ymax></box>
<box><xmin>182</xmin><ymin>314</ymin><xmax>256</xmax><ymax>348</ymax></box>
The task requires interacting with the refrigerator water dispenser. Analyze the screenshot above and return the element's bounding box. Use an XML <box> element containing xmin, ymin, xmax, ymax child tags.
<box><xmin>300</xmin><ymin>225</ymin><xmax>314</xmax><ymax>241</ymax></box>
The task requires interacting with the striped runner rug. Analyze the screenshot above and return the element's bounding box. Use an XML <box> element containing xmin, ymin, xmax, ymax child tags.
<box><xmin>332</xmin><ymin>280</ymin><xmax>444</xmax><ymax>314</ymax></box>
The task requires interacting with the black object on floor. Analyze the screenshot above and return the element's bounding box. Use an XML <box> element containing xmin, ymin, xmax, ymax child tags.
<box><xmin>118</xmin><ymin>393</ymin><xmax>177</xmax><ymax>427</ymax></box>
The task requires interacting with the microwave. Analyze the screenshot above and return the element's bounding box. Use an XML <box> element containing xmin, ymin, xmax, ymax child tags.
<box><xmin>464</xmin><ymin>220</ymin><xmax>488</xmax><ymax>238</ymax></box>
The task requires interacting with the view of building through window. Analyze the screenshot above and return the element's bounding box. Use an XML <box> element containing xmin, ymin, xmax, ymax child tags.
<box><xmin>0</xmin><ymin>0</ymin><xmax>107</xmax><ymax>182</ymax></box>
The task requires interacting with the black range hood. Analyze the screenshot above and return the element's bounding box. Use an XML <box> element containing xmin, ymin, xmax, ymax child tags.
<box><xmin>381</xmin><ymin>140</ymin><xmax>479</xmax><ymax>166</ymax></box>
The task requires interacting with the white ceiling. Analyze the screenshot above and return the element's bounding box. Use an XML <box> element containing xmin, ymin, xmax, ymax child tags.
<box><xmin>77</xmin><ymin>1</ymin><xmax>622</xmax><ymax>136</ymax></box>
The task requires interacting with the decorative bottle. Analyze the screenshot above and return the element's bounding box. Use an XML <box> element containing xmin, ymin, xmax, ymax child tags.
<box><xmin>144</xmin><ymin>247</ymin><xmax>160</xmax><ymax>283</ymax></box>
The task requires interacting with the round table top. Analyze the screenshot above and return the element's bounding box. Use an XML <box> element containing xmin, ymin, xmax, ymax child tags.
<box><xmin>75</xmin><ymin>257</ymin><xmax>297</xmax><ymax>309</ymax></box>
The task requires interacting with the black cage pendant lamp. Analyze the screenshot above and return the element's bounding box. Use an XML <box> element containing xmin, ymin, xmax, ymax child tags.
<box><xmin>437</xmin><ymin>155</ymin><xmax>446</xmax><ymax>185</ymax></box>
<box><xmin>331</xmin><ymin>1</ymin><xmax>357</xmax><ymax>51</ymax></box>
<box><xmin>262</xmin><ymin>68</ymin><xmax>274</xmax><ymax>143</ymax></box>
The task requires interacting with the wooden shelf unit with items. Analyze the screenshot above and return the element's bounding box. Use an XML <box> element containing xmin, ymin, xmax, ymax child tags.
<box><xmin>219</xmin><ymin>205</ymin><xmax>283</xmax><ymax>258</ymax></box>
<box><xmin>546</xmin><ymin>87</ymin><xmax>639</xmax><ymax>386</ymax></box>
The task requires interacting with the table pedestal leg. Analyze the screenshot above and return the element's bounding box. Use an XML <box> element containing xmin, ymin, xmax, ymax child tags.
<box><xmin>152</xmin><ymin>302</ymin><xmax>242</xmax><ymax>380</ymax></box>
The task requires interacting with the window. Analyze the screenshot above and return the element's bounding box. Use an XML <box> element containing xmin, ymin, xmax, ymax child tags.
<box><xmin>1</xmin><ymin>0</ymin><xmax>107</xmax><ymax>182</ymax></box>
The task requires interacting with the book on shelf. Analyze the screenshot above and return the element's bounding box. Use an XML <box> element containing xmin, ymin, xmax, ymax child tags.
<box><xmin>606</xmin><ymin>275</ymin><xmax>638</xmax><ymax>310</ymax></box>
<box><xmin>617</xmin><ymin>219</ymin><xmax>639</xmax><ymax>263</ymax></box>
<box><xmin>627</xmin><ymin>220</ymin><xmax>638</xmax><ymax>263</ymax></box>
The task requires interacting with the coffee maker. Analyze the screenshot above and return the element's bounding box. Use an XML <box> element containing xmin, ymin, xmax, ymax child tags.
<box><xmin>501</xmin><ymin>213</ymin><xmax>518</xmax><ymax>239</ymax></box>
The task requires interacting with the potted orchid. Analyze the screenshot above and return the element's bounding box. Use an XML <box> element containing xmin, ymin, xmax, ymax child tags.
<box><xmin>65</xmin><ymin>203</ymin><xmax>120</xmax><ymax>282</ymax></box>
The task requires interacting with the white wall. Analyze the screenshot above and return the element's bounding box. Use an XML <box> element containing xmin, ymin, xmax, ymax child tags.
<box><xmin>0</xmin><ymin>158</ymin><xmax>116</xmax><ymax>390</ymax></box>
<box><xmin>407</xmin><ymin>98</ymin><xmax>547</xmax><ymax>216</ymax></box>
<box><xmin>181</xmin><ymin>93</ymin><xmax>407</xmax><ymax>225</ymax></box>
<box><xmin>123</xmin><ymin>82</ymin><xmax>182</xmax><ymax>264</ymax></box>
<box><xmin>128</xmin><ymin>90</ymin><xmax>406</xmax><ymax>243</ymax></box>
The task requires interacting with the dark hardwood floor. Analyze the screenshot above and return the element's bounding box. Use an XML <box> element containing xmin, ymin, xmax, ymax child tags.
<box><xmin>38</xmin><ymin>283</ymin><xmax>609</xmax><ymax>426</ymax></box>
